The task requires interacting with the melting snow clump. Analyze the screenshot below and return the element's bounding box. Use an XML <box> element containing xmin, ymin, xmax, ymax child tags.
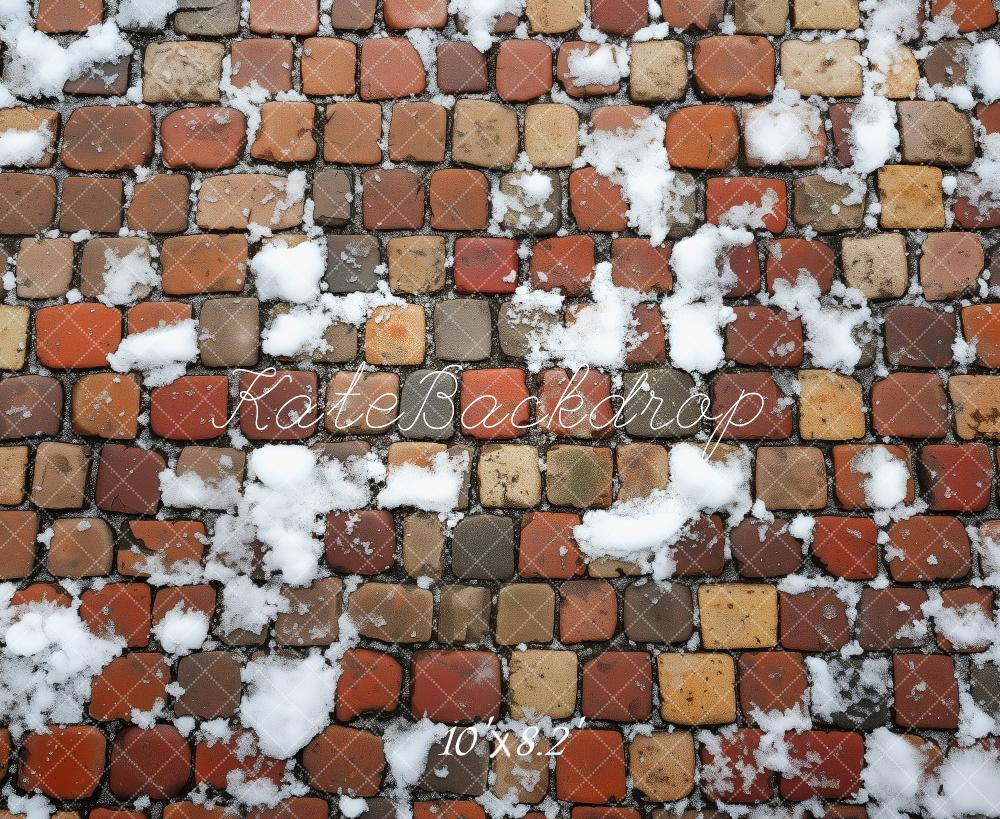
<box><xmin>574</xmin><ymin>443</ymin><xmax>752</xmax><ymax>579</ymax></box>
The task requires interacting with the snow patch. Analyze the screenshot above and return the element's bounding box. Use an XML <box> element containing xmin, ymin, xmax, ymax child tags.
<box><xmin>744</xmin><ymin>93</ymin><xmax>820</xmax><ymax>165</ymax></box>
<box><xmin>152</xmin><ymin>604</ymin><xmax>210</xmax><ymax>655</ymax></box>
<box><xmin>377</xmin><ymin>451</ymin><xmax>468</xmax><ymax>515</ymax></box>
<box><xmin>578</xmin><ymin>113</ymin><xmax>695</xmax><ymax>246</ymax></box>
<box><xmin>516</xmin><ymin>263</ymin><xmax>647</xmax><ymax>372</ymax></box>
<box><xmin>115</xmin><ymin>0</ymin><xmax>179</xmax><ymax>28</ymax></box>
<box><xmin>107</xmin><ymin>318</ymin><xmax>199</xmax><ymax>387</ymax></box>
<box><xmin>851</xmin><ymin>446</ymin><xmax>910</xmax><ymax>510</ymax></box>
<box><xmin>969</xmin><ymin>40</ymin><xmax>1000</xmax><ymax>104</ymax></box>
<box><xmin>0</xmin><ymin>590</ymin><xmax>124</xmax><ymax>738</ymax></box>
<box><xmin>383</xmin><ymin>718</ymin><xmax>450</xmax><ymax>819</ymax></box>
<box><xmin>768</xmin><ymin>274</ymin><xmax>873</xmax><ymax>374</ymax></box>
<box><xmin>848</xmin><ymin>94</ymin><xmax>899</xmax><ymax>175</ymax></box>
<box><xmin>252</xmin><ymin>239</ymin><xmax>326</xmax><ymax>304</ymax></box>
<box><xmin>159</xmin><ymin>467</ymin><xmax>242</xmax><ymax>511</ymax></box>
<box><xmin>262</xmin><ymin>284</ymin><xmax>404</xmax><ymax>358</ymax></box>
<box><xmin>566</xmin><ymin>44</ymin><xmax>629</xmax><ymax>87</ymax></box>
<box><xmin>209</xmin><ymin>445</ymin><xmax>384</xmax><ymax>594</ymax></box>
<box><xmin>574</xmin><ymin>443</ymin><xmax>752</xmax><ymax>579</ymax></box>
<box><xmin>240</xmin><ymin>652</ymin><xmax>336</xmax><ymax>759</ymax></box>
<box><xmin>0</xmin><ymin>1</ymin><xmax>132</xmax><ymax>103</ymax></box>
<box><xmin>448</xmin><ymin>0</ymin><xmax>524</xmax><ymax>52</ymax></box>
<box><xmin>0</xmin><ymin>121</ymin><xmax>51</xmax><ymax>166</ymax></box>
<box><xmin>96</xmin><ymin>246</ymin><xmax>160</xmax><ymax>307</ymax></box>
<box><xmin>661</xmin><ymin>223</ymin><xmax>754</xmax><ymax>374</ymax></box>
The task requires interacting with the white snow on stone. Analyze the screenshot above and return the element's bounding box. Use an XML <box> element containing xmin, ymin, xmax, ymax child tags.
<box><xmin>152</xmin><ymin>604</ymin><xmax>210</xmax><ymax>655</ymax></box>
<box><xmin>851</xmin><ymin>446</ymin><xmax>910</xmax><ymax>509</ymax></box>
<box><xmin>744</xmin><ymin>93</ymin><xmax>820</xmax><ymax>165</ymax></box>
<box><xmin>225</xmin><ymin>770</ymin><xmax>306</xmax><ymax>810</ymax></box>
<box><xmin>159</xmin><ymin>467</ymin><xmax>242</xmax><ymax>511</ymax></box>
<box><xmin>806</xmin><ymin>655</ymin><xmax>888</xmax><ymax>723</ymax></box>
<box><xmin>491</xmin><ymin>172</ymin><xmax>557</xmax><ymax>233</ymax></box>
<box><xmin>210</xmin><ymin>445</ymin><xmax>384</xmax><ymax>590</ymax></box>
<box><xmin>933</xmin><ymin>601</ymin><xmax>995</xmax><ymax>652</ymax></box>
<box><xmin>969</xmin><ymin>40</ymin><xmax>1000</xmax><ymax>104</ymax></box>
<box><xmin>803</xmin><ymin>656</ymin><xmax>838</xmax><ymax>721</ymax></box>
<box><xmin>0</xmin><ymin>588</ymin><xmax>124</xmax><ymax>738</ymax></box>
<box><xmin>377</xmin><ymin>451</ymin><xmax>467</xmax><ymax>515</ymax></box>
<box><xmin>745</xmin><ymin>703</ymin><xmax>812</xmax><ymax>779</ymax></box>
<box><xmin>511</xmin><ymin>282</ymin><xmax>564</xmax><ymax>314</ymax></box>
<box><xmin>847</xmin><ymin>0</ymin><xmax>915</xmax><ymax>180</ymax></box>
<box><xmin>788</xmin><ymin>514</ymin><xmax>815</xmax><ymax>545</ymax></box>
<box><xmin>385</xmin><ymin>718</ymin><xmax>448</xmax><ymax>788</ymax></box>
<box><xmin>96</xmin><ymin>246</ymin><xmax>160</xmax><ymax>307</ymax></box>
<box><xmin>107</xmin><ymin>318</ymin><xmax>199</xmax><ymax>387</ymax></box>
<box><xmin>574</xmin><ymin>443</ymin><xmax>752</xmax><ymax>579</ymax></box>
<box><xmin>848</xmin><ymin>94</ymin><xmax>900</xmax><ymax>175</ymax></box>
<box><xmin>953</xmin><ymin>333</ymin><xmax>977</xmax><ymax>368</ymax></box>
<box><xmin>115</xmin><ymin>0</ymin><xmax>178</xmax><ymax>28</ymax></box>
<box><xmin>252</xmin><ymin>446</ymin><xmax>377</xmax><ymax>582</ymax></box>
<box><xmin>925</xmin><ymin>2</ymin><xmax>960</xmax><ymax>39</ymax></box>
<box><xmin>220</xmin><ymin>56</ymin><xmax>270</xmax><ymax>147</ymax></box>
<box><xmin>664</xmin><ymin>299</ymin><xmax>734</xmax><ymax>375</ymax></box>
<box><xmin>694</xmin><ymin>731</ymin><xmax>739</xmax><ymax>800</ymax></box>
<box><xmin>697</xmin><ymin>702</ymin><xmax>812</xmax><ymax>796</ymax></box>
<box><xmin>577</xmin><ymin>14</ymin><xmax>608</xmax><ymax>43</ymax></box>
<box><xmin>633</xmin><ymin>21</ymin><xmax>671</xmax><ymax>41</ymax></box>
<box><xmin>448</xmin><ymin>0</ymin><xmax>524</xmax><ymax>52</ymax></box>
<box><xmin>925</xmin><ymin>746</ymin><xmax>1000</xmax><ymax>818</ymax></box>
<box><xmin>383</xmin><ymin>718</ymin><xmax>450</xmax><ymax>819</ymax></box>
<box><xmin>661</xmin><ymin>223</ymin><xmax>754</xmax><ymax>374</ymax></box>
<box><xmin>212</xmin><ymin>574</ymin><xmax>289</xmax><ymax>639</ymax></box>
<box><xmin>861</xmin><ymin>0</ymin><xmax>921</xmax><ymax>78</ymax></box>
<box><xmin>951</xmin><ymin>322</ymin><xmax>978</xmax><ymax>372</ymax></box>
<box><xmin>578</xmin><ymin>113</ymin><xmax>695</xmax><ymax>246</ymax></box>
<box><xmin>980</xmin><ymin>526</ymin><xmax>1000</xmax><ymax>585</ymax></box>
<box><xmin>959</xmin><ymin>133</ymin><xmax>1000</xmax><ymax>213</ymax></box>
<box><xmin>520</xmin><ymin>263</ymin><xmax>646</xmax><ymax>372</ymax></box>
<box><xmin>864</xmin><ymin>728</ymin><xmax>1000</xmax><ymax>819</ymax></box>
<box><xmin>252</xmin><ymin>239</ymin><xmax>326</xmax><ymax>304</ymax></box>
<box><xmin>0</xmin><ymin>121</ymin><xmax>51</xmax><ymax>166</ymax></box>
<box><xmin>340</xmin><ymin>798</ymin><xmax>369</xmax><ymax>819</ymax></box>
<box><xmin>566</xmin><ymin>44</ymin><xmax>629</xmax><ymax>87</ymax></box>
<box><xmin>957</xmin><ymin>682</ymin><xmax>999</xmax><ymax>745</ymax></box>
<box><xmin>240</xmin><ymin>652</ymin><xmax>337</xmax><ymax>759</ymax></box>
<box><xmin>700</xmin><ymin>699</ymin><xmax>820</xmax><ymax>804</ymax></box>
<box><xmin>262</xmin><ymin>284</ymin><xmax>404</xmax><ymax>358</ymax></box>
<box><xmin>769</xmin><ymin>275</ymin><xmax>873</xmax><ymax>374</ymax></box>
<box><xmin>510</xmin><ymin>171</ymin><xmax>554</xmax><ymax>206</ymax></box>
<box><xmin>5</xmin><ymin>793</ymin><xmax>53</xmax><ymax>819</ymax></box>
<box><xmin>935</xmin><ymin>82</ymin><xmax>976</xmax><ymax>111</ymax></box>
<box><xmin>0</xmin><ymin>1</ymin><xmax>132</xmax><ymax>103</ymax></box>
<box><xmin>862</xmin><ymin>726</ymin><xmax>930</xmax><ymax>818</ymax></box>
<box><xmin>922</xmin><ymin>592</ymin><xmax>999</xmax><ymax>664</ymax></box>
<box><xmin>281</xmin><ymin>169</ymin><xmax>307</xmax><ymax>209</ymax></box>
